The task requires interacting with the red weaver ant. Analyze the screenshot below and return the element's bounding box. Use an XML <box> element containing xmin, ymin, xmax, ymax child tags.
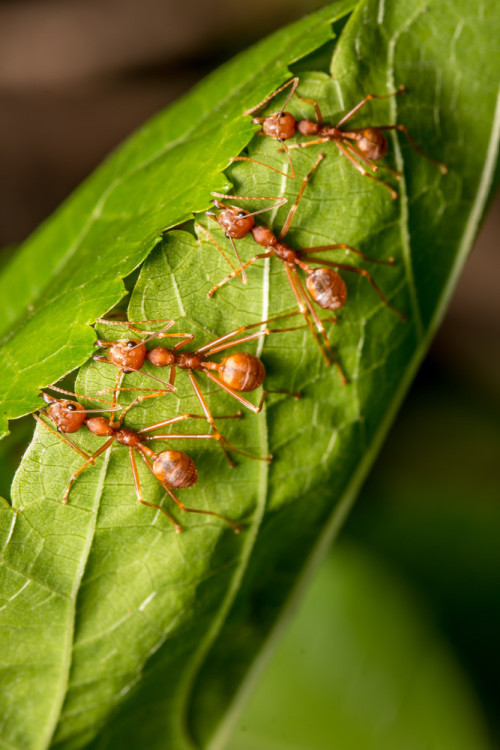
<box><xmin>243</xmin><ymin>77</ymin><xmax>447</xmax><ymax>198</ymax></box>
<box><xmin>34</xmin><ymin>385</ymin><xmax>242</xmax><ymax>533</ymax></box>
<box><xmin>206</xmin><ymin>153</ymin><xmax>405</xmax><ymax>382</ymax></box>
<box><xmin>92</xmin><ymin>316</ymin><xmax>301</xmax><ymax>467</ymax></box>
<box><xmin>196</xmin><ymin>190</ymin><xmax>287</xmax><ymax>284</ymax></box>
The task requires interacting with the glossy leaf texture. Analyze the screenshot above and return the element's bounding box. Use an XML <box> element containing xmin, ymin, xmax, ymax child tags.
<box><xmin>1</xmin><ymin>1</ymin><xmax>499</xmax><ymax>750</ymax></box>
<box><xmin>0</xmin><ymin>0</ymin><xmax>355</xmax><ymax>440</ymax></box>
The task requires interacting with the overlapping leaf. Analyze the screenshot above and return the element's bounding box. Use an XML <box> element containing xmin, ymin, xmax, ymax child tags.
<box><xmin>1</xmin><ymin>1</ymin><xmax>499</xmax><ymax>749</ymax></box>
<box><xmin>0</xmin><ymin>0</ymin><xmax>355</xmax><ymax>440</ymax></box>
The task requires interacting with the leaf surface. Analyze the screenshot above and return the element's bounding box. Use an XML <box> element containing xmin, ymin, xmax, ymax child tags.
<box><xmin>229</xmin><ymin>544</ymin><xmax>493</xmax><ymax>750</ymax></box>
<box><xmin>1</xmin><ymin>1</ymin><xmax>499</xmax><ymax>749</ymax></box>
<box><xmin>0</xmin><ymin>0</ymin><xmax>355</xmax><ymax>440</ymax></box>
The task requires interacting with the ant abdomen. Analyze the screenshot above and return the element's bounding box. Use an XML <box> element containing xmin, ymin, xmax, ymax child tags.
<box><xmin>219</xmin><ymin>352</ymin><xmax>265</xmax><ymax>392</ymax></box>
<box><xmin>306</xmin><ymin>268</ymin><xmax>348</xmax><ymax>311</ymax></box>
<box><xmin>261</xmin><ymin>112</ymin><xmax>296</xmax><ymax>140</ymax></box>
<box><xmin>356</xmin><ymin>128</ymin><xmax>388</xmax><ymax>161</ymax></box>
<box><xmin>108</xmin><ymin>340</ymin><xmax>147</xmax><ymax>371</ymax></box>
<box><xmin>47</xmin><ymin>400</ymin><xmax>86</xmax><ymax>433</ymax></box>
<box><xmin>153</xmin><ymin>450</ymin><xmax>198</xmax><ymax>489</ymax></box>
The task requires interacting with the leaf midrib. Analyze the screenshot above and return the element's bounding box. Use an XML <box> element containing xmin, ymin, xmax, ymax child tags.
<box><xmin>203</xmin><ymin>70</ymin><xmax>500</xmax><ymax>750</ymax></box>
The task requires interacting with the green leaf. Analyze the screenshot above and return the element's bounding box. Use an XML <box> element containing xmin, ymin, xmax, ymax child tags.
<box><xmin>0</xmin><ymin>0</ymin><xmax>355</xmax><ymax>441</ymax></box>
<box><xmin>1</xmin><ymin>1</ymin><xmax>499</xmax><ymax>749</ymax></box>
<box><xmin>228</xmin><ymin>543</ymin><xmax>493</xmax><ymax>750</ymax></box>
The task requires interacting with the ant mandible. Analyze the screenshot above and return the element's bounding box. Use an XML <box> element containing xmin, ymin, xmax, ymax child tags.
<box><xmin>35</xmin><ymin>385</ymin><xmax>242</xmax><ymax>533</ymax></box>
<box><xmin>242</xmin><ymin>77</ymin><xmax>447</xmax><ymax>198</ymax></box>
<box><xmin>206</xmin><ymin>153</ymin><xmax>405</xmax><ymax>383</ymax></box>
<box><xmin>92</xmin><ymin>316</ymin><xmax>301</xmax><ymax>467</ymax></box>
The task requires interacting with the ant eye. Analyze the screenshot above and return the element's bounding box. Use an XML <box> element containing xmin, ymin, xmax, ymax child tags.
<box><xmin>238</xmin><ymin>211</ymin><xmax>246</xmax><ymax>218</ymax></box>
<box><xmin>126</xmin><ymin>340</ymin><xmax>136</xmax><ymax>348</ymax></box>
<box><xmin>66</xmin><ymin>403</ymin><xmax>76</xmax><ymax>412</ymax></box>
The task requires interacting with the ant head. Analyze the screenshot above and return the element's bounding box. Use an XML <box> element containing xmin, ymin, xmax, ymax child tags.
<box><xmin>219</xmin><ymin>352</ymin><xmax>265</xmax><ymax>393</ymax></box>
<box><xmin>153</xmin><ymin>450</ymin><xmax>197</xmax><ymax>489</ymax></box>
<box><xmin>107</xmin><ymin>339</ymin><xmax>147</xmax><ymax>371</ymax></box>
<box><xmin>306</xmin><ymin>268</ymin><xmax>347</xmax><ymax>311</ymax></box>
<box><xmin>262</xmin><ymin>111</ymin><xmax>296</xmax><ymax>140</ymax></box>
<box><xmin>355</xmin><ymin>128</ymin><xmax>388</xmax><ymax>161</ymax></box>
<box><xmin>47</xmin><ymin>399</ymin><xmax>87</xmax><ymax>433</ymax></box>
<box><xmin>218</xmin><ymin>207</ymin><xmax>254</xmax><ymax>239</ymax></box>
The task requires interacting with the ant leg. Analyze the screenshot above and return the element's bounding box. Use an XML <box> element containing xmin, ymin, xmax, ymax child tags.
<box><xmin>41</xmin><ymin>386</ymin><xmax>122</xmax><ymax>415</ymax></box>
<box><xmin>201</xmin><ymin>329</ymin><xmax>270</xmax><ymax>357</ymax></box>
<box><xmin>336</xmin><ymin>141</ymin><xmax>398</xmax><ymax>199</ymax></box>
<box><xmin>117</xmin><ymin>387</ymin><xmax>174</xmax><ymax>426</ymax></box>
<box><xmin>196</xmin><ymin>223</ymin><xmax>245</xmax><ymax>283</ymax></box>
<box><xmin>279</xmin><ymin>153</ymin><xmax>325</xmax><ymax>240</ymax></box>
<box><xmin>244</xmin><ymin>77</ymin><xmax>299</xmax><ymax>116</ymax></box>
<box><xmin>189</xmin><ymin>371</ymin><xmax>272</xmax><ymax>462</ymax></box>
<box><xmin>109</xmin><ymin>370</ymin><xmax>124</xmax><ymax>427</ymax></box>
<box><xmin>375</xmin><ymin>125</ymin><xmax>448</xmax><ymax>173</ymax></box>
<box><xmin>188</xmin><ymin>372</ymin><xmax>235</xmax><ymax>467</ymax></box>
<box><xmin>294</xmin><ymin>93</ymin><xmax>323</xmax><ymax>127</ymax></box>
<box><xmin>92</xmin><ymin>356</ymin><xmax>177</xmax><ymax>392</ymax></box>
<box><xmin>62</xmin><ymin>438</ymin><xmax>115</xmax><ymax>504</ymax></box>
<box><xmin>162</xmin><ymin>484</ymin><xmax>243</xmax><ymax>533</ymax></box>
<box><xmin>207</xmin><ymin>250</ymin><xmax>275</xmax><ymax>298</ymax></box>
<box><xmin>128</xmin><ymin>449</ymin><xmax>182</xmax><ymax>532</ymax></box>
<box><xmin>229</xmin><ymin>156</ymin><xmax>293</xmax><ymax>180</ymax></box>
<box><xmin>283</xmin><ymin>265</ymin><xmax>330</xmax><ymax>367</ymax></box>
<box><xmin>211</xmin><ymin>191</ymin><xmax>287</xmax><ymax>215</ymax></box>
<box><xmin>197</xmin><ymin>309</ymin><xmax>320</xmax><ymax>355</ymax></box>
<box><xmin>95</xmin><ymin>318</ymin><xmax>176</xmax><ymax>342</ymax></box>
<box><xmin>278</xmin><ymin>139</ymin><xmax>297</xmax><ymax>179</ymax></box>
<box><xmin>282</xmin><ymin>137</ymin><xmax>330</xmax><ymax>153</ymax></box>
<box><xmin>197</xmin><ymin>311</ymin><xmax>306</xmax><ymax>355</ymax></box>
<box><xmin>139</xmin><ymin>411</ymin><xmax>241</xmax><ymax>435</ymax></box>
<box><xmin>33</xmin><ymin>413</ymin><xmax>92</xmax><ymax>461</ymax></box>
<box><xmin>288</xmin><ymin>265</ymin><xmax>347</xmax><ymax>384</ymax></box>
<box><xmin>335</xmin><ymin>86</ymin><xmax>406</xmax><ymax>127</ymax></box>
<box><xmin>305</xmin><ymin>257</ymin><xmax>407</xmax><ymax>321</ymax></box>
<box><xmin>299</xmin><ymin>244</ymin><xmax>394</xmax><ymax>265</ymax></box>
<box><xmin>344</xmin><ymin>138</ymin><xmax>402</xmax><ymax>179</ymax></box>
<box><xmin>255</xmin><ymin>388</ymin><xmax>302</xmax><ymax>412</ymax></box>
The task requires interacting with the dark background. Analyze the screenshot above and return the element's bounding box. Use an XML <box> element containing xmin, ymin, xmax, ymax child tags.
<box><xmin>1</xmin><ymin>0</ymin><xmax>499</xmax><ymax>745</ymax></box>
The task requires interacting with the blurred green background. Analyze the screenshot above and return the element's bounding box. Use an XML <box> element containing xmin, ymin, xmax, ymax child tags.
<box><xmin>1</xmin><ymin>1</ymin><xmax>499</xmax><ymax>747</ymax></box>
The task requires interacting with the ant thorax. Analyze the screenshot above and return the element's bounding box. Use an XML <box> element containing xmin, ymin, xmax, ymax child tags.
<box><xmin>296</xmin><ymin>119</ymin><xmax>320</xmax><ymax>136</ymax></box>
<box><xmin>274</xmin><ymin>243</ymin><xmax>297</xmax><ymax>264</ymax></box>
<box><xmin>147</xmin><ymin>347</ymin><xmax>176</xmax><ymax>368</ymax></box>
